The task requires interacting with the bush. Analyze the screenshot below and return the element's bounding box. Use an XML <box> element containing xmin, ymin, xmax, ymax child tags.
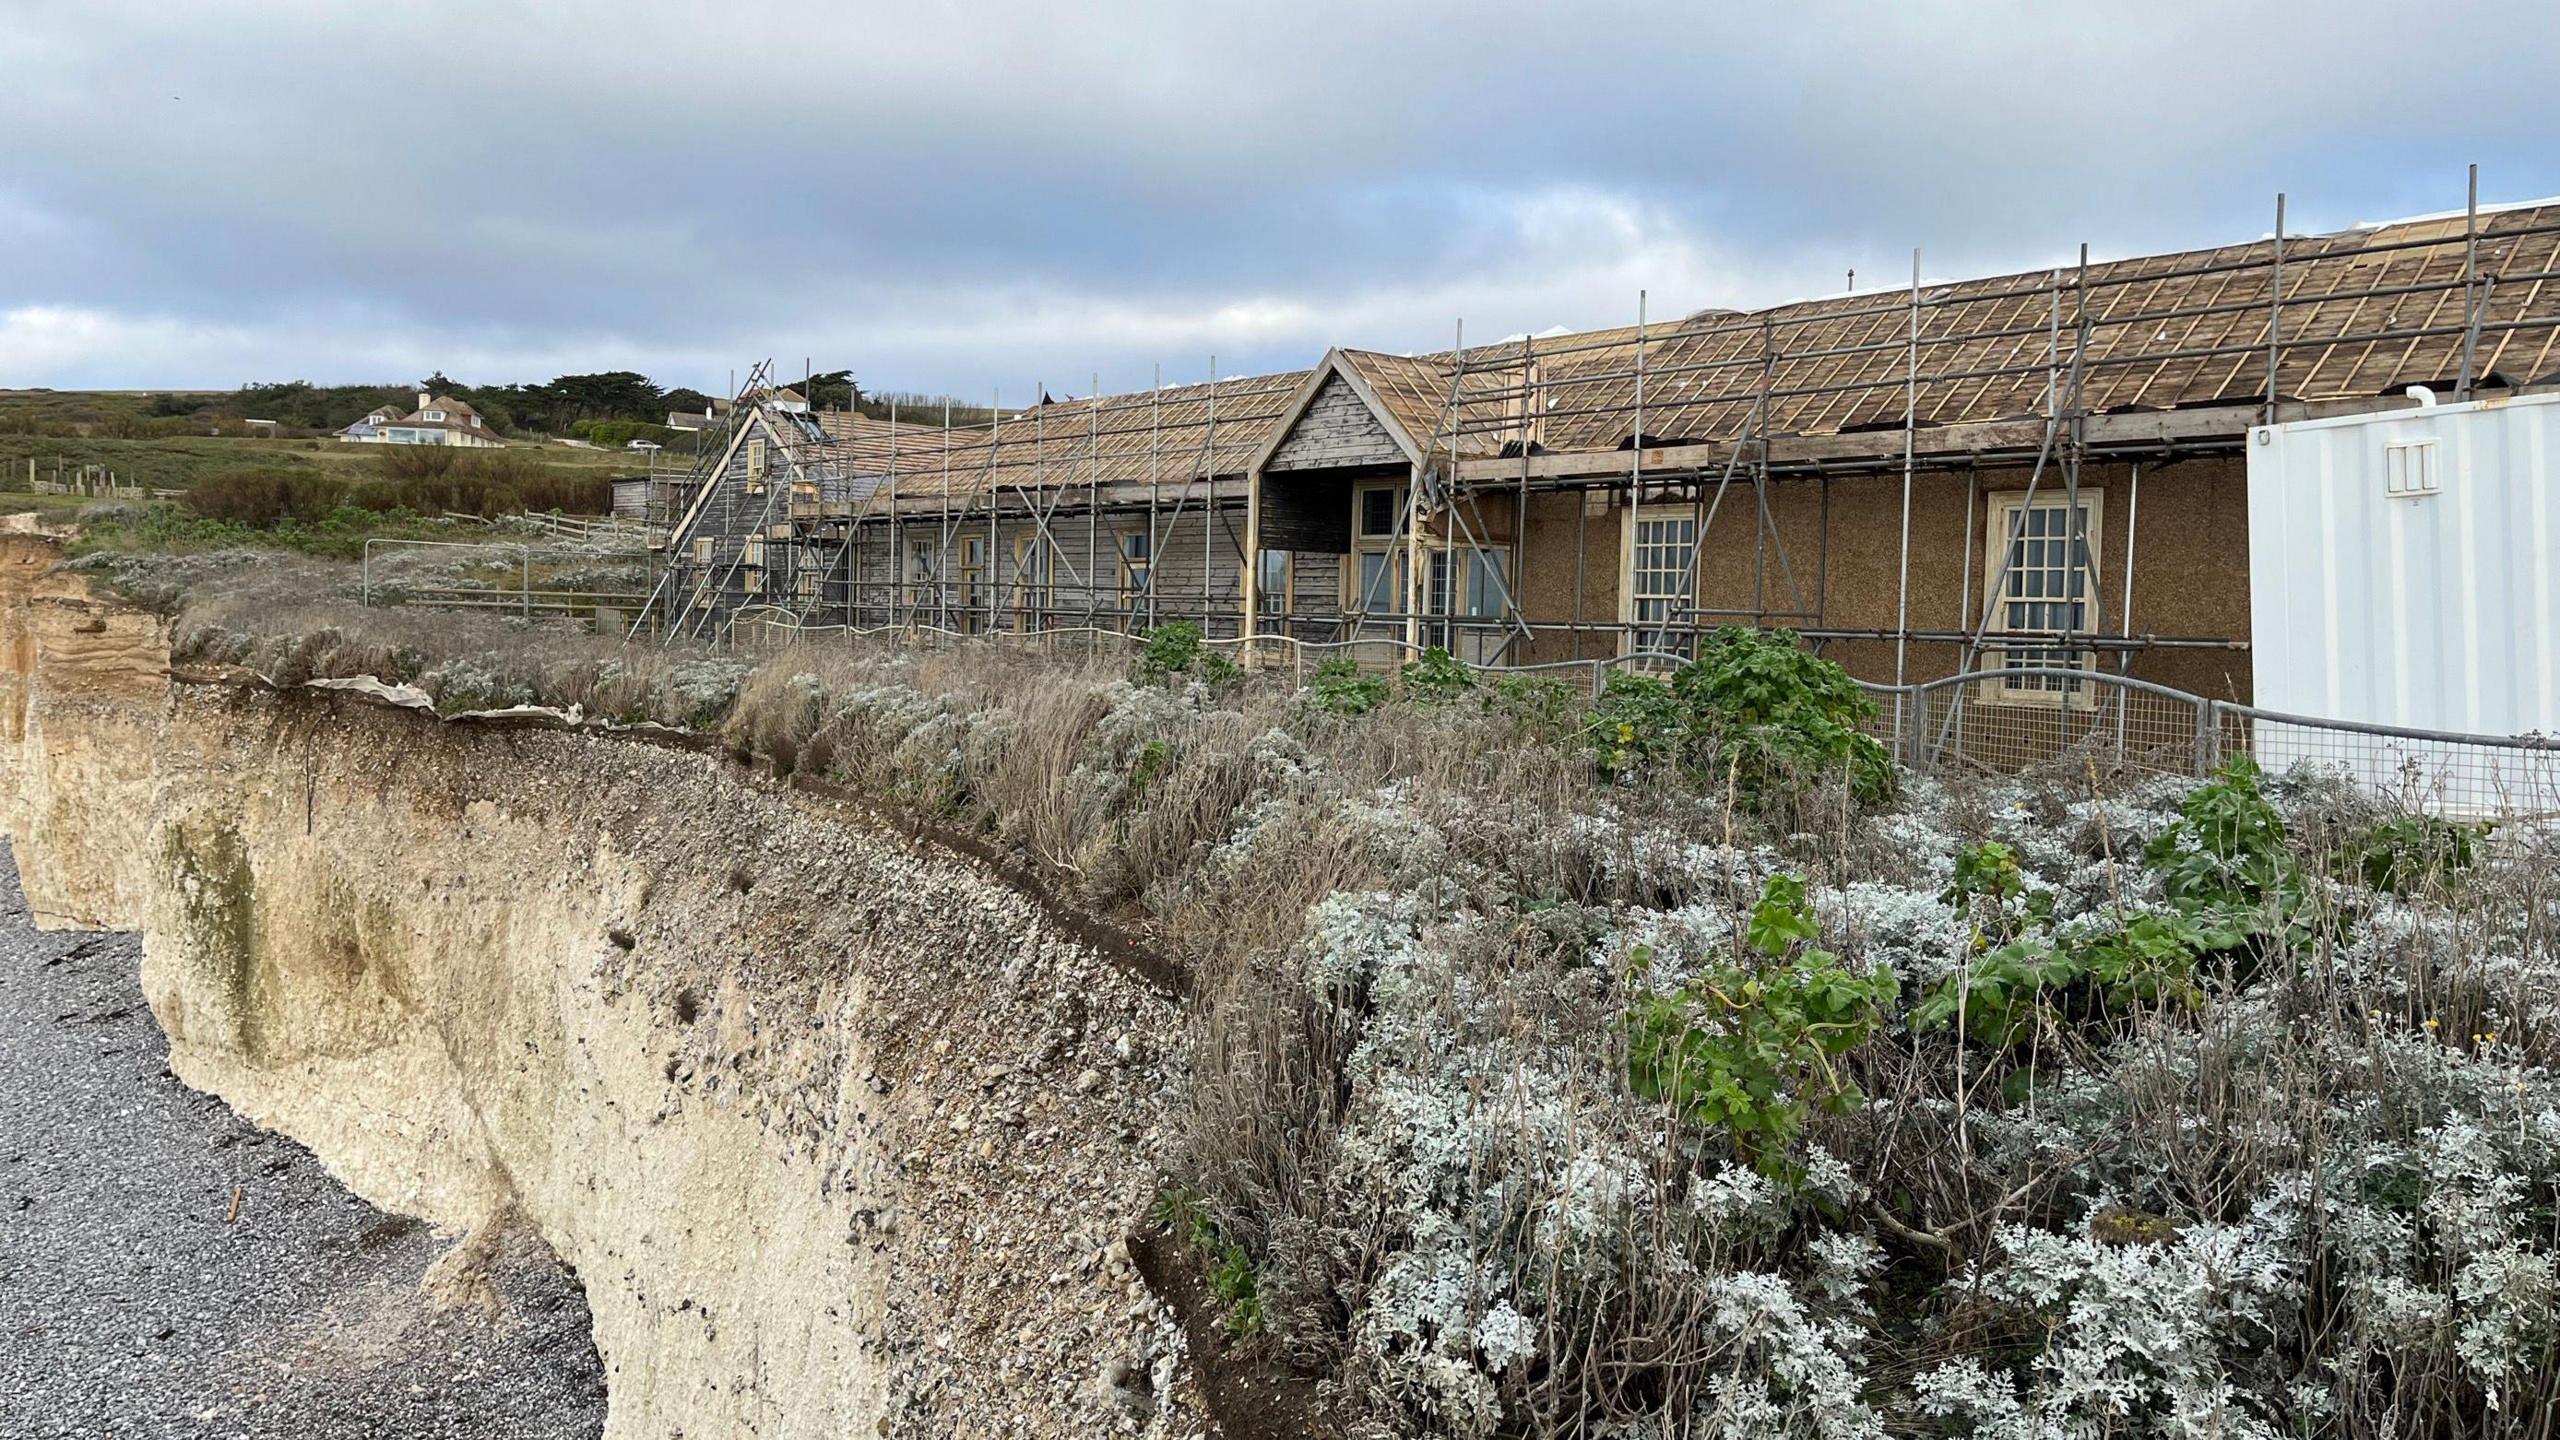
<box><xmin>1626</xmin><ymin>874</ymin><xmax>1896</xmax><ymax>1175</ymax></box>
<box><xmin>1582</xmin><ymin>629</ymin><xmax>1892</xmax><ymax>812</ymax></box>
<box><xmin>1305</xmin><ymin>657</ymin><xmax>1387</xmax><ymax>716</ymax></box>
<box><xmin>2347</xmin><ymin>813</ymin><xmax>2481</xmax><ymax>894</ymax></box>
<box><xmin>186</xmin><ymin>468</ymin><xmax>349</xmax><ymax>527</ymax></box>
<box><xmin>1487</xmin><ymin>672</ymin><xmax>1580</xmax><ymax>735</ymax></box>
<box><xmin>1397</xmin><ymin>647</ymin><xmax>1474</xmax><ymax>704</ymax></box>
<box><xmin>1135</xmin><ymin>621</ymin><xmax>1241</xmax><ymax>687</ymax></box>
<box><xmin>354</xmin><ymin>447</ymin><xmax>609</xmax><ymax>518</ymax></box>
<box><xmin>1676</xmin><ymin>627</ymin><xmax>1893</xmax><ymax>807</ymax></box>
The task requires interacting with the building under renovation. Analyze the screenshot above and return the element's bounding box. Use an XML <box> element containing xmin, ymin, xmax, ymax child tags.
<box><xmin>637</xmin><ymin>191</ymin><xmax>2560</xmax><ymax>712</ymax></box>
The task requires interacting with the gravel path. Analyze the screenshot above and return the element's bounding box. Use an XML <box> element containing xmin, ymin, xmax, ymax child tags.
<box><xmin>0</xmin><ymin>846</ymin><xmax>607</xmax><ymax>1439</ymax></box>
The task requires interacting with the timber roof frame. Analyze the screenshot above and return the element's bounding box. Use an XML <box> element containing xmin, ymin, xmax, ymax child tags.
<box><xmin>785</xmin><ymin>199</ymin><xmax>2560</xmax><ymax>498</ymax></box>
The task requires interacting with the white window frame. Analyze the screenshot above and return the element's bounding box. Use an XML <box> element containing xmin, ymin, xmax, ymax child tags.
<box><xmin>1619</xmin><ymin>501</ymin><xmax>1700</xmax><ymax>659</ymax></box>
<box><xmin>1977</xmin><ymin>488</ymin><xmax>2105</xmax><ymax>709</ymax></box>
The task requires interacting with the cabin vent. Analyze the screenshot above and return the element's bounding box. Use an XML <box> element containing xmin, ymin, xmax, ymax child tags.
<box><xmin>2383</xmin><ymin>438</ymin><xmax>2440</xmax><ymax>498</ymax></box>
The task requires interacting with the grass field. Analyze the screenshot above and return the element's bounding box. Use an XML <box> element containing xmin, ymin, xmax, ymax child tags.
<box><xmin>1</xmin><ymin>431</ymin><xmax>653</xmax><ymax>493</ymax></box>
<box><xmin>0</xmin><ymin>388</ymin><xmax>683</xmax><ymax>513</ymax></box>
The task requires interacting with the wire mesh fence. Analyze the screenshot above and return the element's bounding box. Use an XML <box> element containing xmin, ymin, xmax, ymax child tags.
<box><xmin>1850</xmin><ymin>668</ymin><xmax>2560</xmax><ymax>819</ymax></box>
<box><xmin>2216</xmin><ymin>705</ymin><xmax>2560</xmax><ymax>818</ymax></box>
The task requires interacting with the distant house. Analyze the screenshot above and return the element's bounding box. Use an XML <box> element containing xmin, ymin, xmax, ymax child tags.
<box><xmin>338</xmin><ymin>392</ymin><xmax>506</xmax><ymax>447</ymax></box>
<box><xmin>241</xmin><ymin>418</ymin><xmax>279</xmax><ymax>436</ymax></box>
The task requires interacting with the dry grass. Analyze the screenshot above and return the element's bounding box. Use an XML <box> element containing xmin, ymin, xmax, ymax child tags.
<box><xmin>75</xmin><ymin>549</ymin><xmax>2560</xmax><ymax>1437</ymax></box>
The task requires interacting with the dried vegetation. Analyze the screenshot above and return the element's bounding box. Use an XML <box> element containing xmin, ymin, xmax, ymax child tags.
<box><xmin>90</xmin><ymin>559</ymin><xmax>2560</xmax><ymax>1438</ymax></box>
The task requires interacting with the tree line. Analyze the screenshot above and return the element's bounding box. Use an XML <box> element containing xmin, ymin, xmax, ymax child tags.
<box><xmin>211</xmin><ymin>372</ymin><xmax>718</xmax><ymax>437</ymax></box>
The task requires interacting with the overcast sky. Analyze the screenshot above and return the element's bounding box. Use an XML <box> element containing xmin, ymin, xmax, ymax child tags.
<box><xmin>4</xmin><ymin>0</ymin><xmax>2554</xmax><ymax>400</ymax></box>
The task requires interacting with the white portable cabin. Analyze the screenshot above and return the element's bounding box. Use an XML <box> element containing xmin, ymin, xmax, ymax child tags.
<box><xmin>2247</xmin><ymin>389</ymin><xmax>2560</xmax><ymax>808</ymax></box>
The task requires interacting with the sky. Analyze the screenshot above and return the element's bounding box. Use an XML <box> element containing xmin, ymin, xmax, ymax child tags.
<box><xmin>4</xmin><ymin>0</ymin><xmax>2556</xmax><ymax>401</ymax></box>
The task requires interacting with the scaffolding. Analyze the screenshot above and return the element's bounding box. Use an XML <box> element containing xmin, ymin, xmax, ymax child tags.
<box><xmin>652</xmin><ymin>171</ymin><xmax>2560</xmax><ymax>672</ymax></box>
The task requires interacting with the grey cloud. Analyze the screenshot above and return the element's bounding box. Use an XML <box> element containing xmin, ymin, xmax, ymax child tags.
<box><xmin>3</xmin><ymin>0</ymin><xmax>2556</xmax><ymax>393</ymax></box>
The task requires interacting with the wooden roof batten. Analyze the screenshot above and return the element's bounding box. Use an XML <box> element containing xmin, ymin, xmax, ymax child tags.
<box><xmin>766</xmin><ymin>191</ymin><xmax>2560</xmax><ymax>505</ymax></box>
<box><xmin>1438</xmin><ymin>199</ymin><xmax>2560</xmax><ymax>481</ymax></box>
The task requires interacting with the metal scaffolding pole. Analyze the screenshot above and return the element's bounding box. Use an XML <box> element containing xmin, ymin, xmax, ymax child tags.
<box><xmin>1087</xmin><ymin>371</ymin><xmax>1100</xmax><ymax>627</ymax></box>
<box><xmin>1204</xmin><ymin>356</ymin><xmax>1218</xmax><ymax>634</ymax></box>
<box><xmin>1895</xmin><ymin>248</ymin><xmax>1920</xmax><ymax>734</ymax></box>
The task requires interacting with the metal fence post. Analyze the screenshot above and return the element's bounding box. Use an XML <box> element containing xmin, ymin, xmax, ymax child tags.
<box><xmin>1906</xmin><ymin>686</ymin><xmax>1933</xmax><ymax>775</ymax></box>
<box><xmin>2193</xmin><ymin>698</ymin><xmax>2219</xmax><ymax>777</ymax></box>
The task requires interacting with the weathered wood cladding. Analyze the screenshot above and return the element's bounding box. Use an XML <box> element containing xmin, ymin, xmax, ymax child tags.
<box><xmin>1265</xmin><ymin>374</ymin><xmax>1409</xmax><ymax>471</ymax></box>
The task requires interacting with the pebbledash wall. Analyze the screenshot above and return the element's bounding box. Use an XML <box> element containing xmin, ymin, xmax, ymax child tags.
<box><xmin>0</xmin><ymin>534</ymin><xmax>1209</xmax><ymax>1440</ymax></box>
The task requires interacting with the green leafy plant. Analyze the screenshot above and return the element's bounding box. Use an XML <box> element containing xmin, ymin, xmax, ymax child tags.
<box><xmin>1127</xmin><ymin>739</ymin><xmax>1172</xmax><ymax>803</ymax></box>
<box><xmin>1156</xmin><ymin>1187</ymin><xmax>1264</xmax><ymax>1337</ymax></box>
<box><xmin>1487</xmin><ymin>672</ymin><xmax>1581</xmax><ymax>734</ymax></box>
<box><xmin>1914</xmin><ymin>828</ymin><xmax>2243</xmax><ymax>1048</ymax></box>
<box><xmin>1136</xmin><ymin>621</ymin><xmax>1241</xmax><ymax>687</ymax></box>
<box><xmin>1675</xmin><ymin>628</ymin><xmax>1894</xmax><ymax>807</ymax></box>
<box><xmin>2143</xmin><ymin>756</ymin><xmax>2293</xmax><ymax>913</ymax></box>
<box><xmin>1398</xmin><ymin>646</ymin><xmax>1474</xmax><ymax>704</ymax></box>
<box><xmin>1208</xmin><ymin>1244</ymin><xmax>1266</xmax><ymax>1337</ymax></box>
<box><xmin>1943</xmin><ymin>840</ymin><xmax>2053</xmax><ymax>945</ymax></box>
<box><xmin>1580</xmin><ymin>629</ymin><xmax>1892</xmax><ymax>809</ymax></box>
<box><xmin>1587</xmin><ymin>670</ymin><xmax>1684</xmax><ymax>779</ymax></box>
<box><xmin>2345</xmin><ymin>814</ymin><xmax>2481</xmax><ymax>895</ymax></box>
<box><xmin>1307</xmin><ymin>656</ymin><xmax>1389</xmax><ymax>716</ymax></box>
<box><xmin>1625</xmin><ymin>873</ymin><xmax>1897</xmax><ymax>1173</ymax></box>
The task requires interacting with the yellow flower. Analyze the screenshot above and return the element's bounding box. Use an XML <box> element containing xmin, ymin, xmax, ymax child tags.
<box><xmin>2424</xmin><ymin>1017</ymin><xmax>2440</xmax><ymax>1030</ymax></box>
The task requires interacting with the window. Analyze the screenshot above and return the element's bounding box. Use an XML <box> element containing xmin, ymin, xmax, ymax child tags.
<box><xmin>1346</xmin><ymin>483</ymin><xmax>1409</xmax><ymax>617</ymax></box>
<box><xmin>691</xmin><ymin>536</ymin><xmax>714</xmax><ymax>565</ymax></box>
<box><xmin>1118</xmin><ymin>530</ymin><xmax>1153</xmax><ymax>611</ymax></box>
<box><xmin>1980</xmin><ymin>491</ymin><xmax>2103</xmax><ymax>705</ymax></box>
<box><xmin>421</xmin><ymin>409</ymin><xmax>445</xmax><ymax>422</ymax></box>
<box><xmin>1456</xmin><ymin>547</ymin><xmax>1508</xmax><ymax>620</ymax></box>
<box><xmin>1012</xmin><ymin>535</ymin><xmax>1054</xmax><ymax>631</ymax></box>
<box><xmin>745</xmin><ymin>436</ymin><xmax>768</xmax><ymax>492</ymax></box>
<box><xmin>959</xmin><ymin>535</ymin><xmax>988</xmax><ymax>630</ymax></box>
<box><xmin>1352</xmin><ymin>549</ymin><xmax>1403</xmax><ymax>616</ymax></box>
<box><xmin>1252</xmin><ymin>550</ymin><xmax>1293</xmax><ymax>617</ymax></box>
<box><xmin>1623</xmin><ymin>505</ymin><xmax>1699</xmax><ymax>655</ymax></box>
<box><xmin>1357</xmin><ymin>485</ymin><xmax>1401</xmax><ymax>541</ymax></box>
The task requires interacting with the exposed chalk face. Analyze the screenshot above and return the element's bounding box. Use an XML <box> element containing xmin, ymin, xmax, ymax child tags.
<box><xmin>0</xmin><ymin>541</ymin><xmax>1201</xmax><ymax>1439</ymax></box>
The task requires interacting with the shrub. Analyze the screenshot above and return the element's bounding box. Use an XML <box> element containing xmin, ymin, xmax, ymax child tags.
<box><xmin>186</xmin><ymin>468</ymin><xmax>349</xmax><ymax>527</ymax></box>
<box><xmin>1397</xmin><ymin>646</ymin><xmax>1474</xmax><ymax>704</ymax></box>
<box><xmin>1487</xmin><ymin>672</ymin><xmax>1580</xmax><ymax>735</ymax></box>
<box><xmin>1587</xmin><ymin>669</ymin><xmax>1684</xmax><ymax>778</ymax></box>
<box><xmin>1625</xmin><ymin>873</ymin><xmax>1896</xmax><ymax>1174</ymax></box>
<box><xmin>2347</xmin><ymin>813</ymin><xmax>2481</xmax><ymax>894</ymax></box>
<box><xmin>1306</xmin><ymin>657</ymin><xmax>1388</xmax><ymax>716</ymax></box>
<box><xmin>2143</xmin><ymin>756</ymin><xmax>2294</xmax><ymax>916</ymax></box>
<box><xmin>1581</xmin><ymin>630</ymin><xmax>1891</xmax><ymax>812</ymax></box>
<box><xmin>1136</xmin><ymin>621</ymin><xmax>1241</xmax><ymax>687</ymax></box>
<box><xmin>1674</xmin><ymin>627</ymin><xmax>1893</xmax><ymax>807</ymax></box>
